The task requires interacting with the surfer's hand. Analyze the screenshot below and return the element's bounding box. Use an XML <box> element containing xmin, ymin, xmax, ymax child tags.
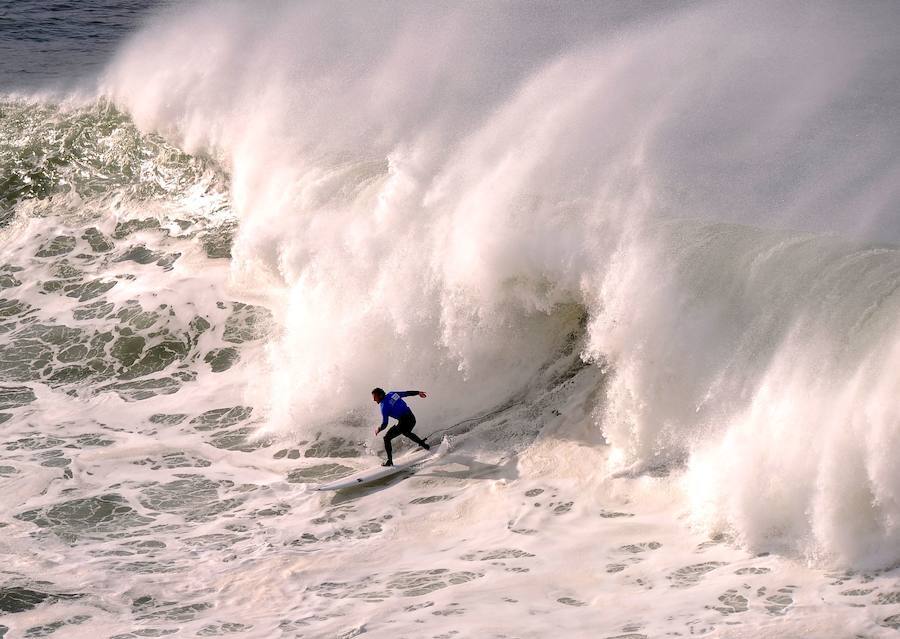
<box><xmin>376</xmin><ymin>425</ymin><xmax>385</xmax><ymax>434</ymax></box>
<box><xmin>419</xmin><ymin>391</ymin><xmax>427</xmax><ymax>398</ymax></box>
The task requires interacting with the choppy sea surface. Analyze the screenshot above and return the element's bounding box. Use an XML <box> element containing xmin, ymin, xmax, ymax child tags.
<box><xmin>3</xmin><ymin>2</ymin><xmax>900</xmax><ymax>637</ymax></box>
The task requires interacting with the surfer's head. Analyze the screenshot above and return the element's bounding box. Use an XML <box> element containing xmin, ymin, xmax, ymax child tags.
<box><xmin>371</xmin><ymin>388</ymin><xmax>385</xmax><ymax>402</ymax></box>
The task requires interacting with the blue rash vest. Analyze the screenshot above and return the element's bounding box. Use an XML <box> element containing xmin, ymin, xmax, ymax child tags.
<box><xmin>379</xmin><ymin>390</ymin><xmax>418</xmax><ymax>427</ymax></box>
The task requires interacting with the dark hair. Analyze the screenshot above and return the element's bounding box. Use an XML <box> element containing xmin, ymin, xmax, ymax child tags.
<box><xmin>371</xmin><ymin>387</ymin><xmax>385</xmax><ymax>397</ymax></box>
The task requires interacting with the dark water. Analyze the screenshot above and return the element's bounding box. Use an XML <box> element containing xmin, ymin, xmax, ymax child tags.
<box><xmin>0</xmin><ymin>0</ymin><xmax>162</xmax><ymax>90</ymax></box>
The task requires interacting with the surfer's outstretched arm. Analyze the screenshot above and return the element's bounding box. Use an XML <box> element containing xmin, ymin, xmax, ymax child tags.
<box><xmin>398</xmin><ymin>390</ymin><xmax>427</xmax><ymax>398</ymax></box>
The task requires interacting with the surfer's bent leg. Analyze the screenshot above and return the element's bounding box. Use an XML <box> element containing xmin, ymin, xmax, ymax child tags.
<box><xmin>398</xmin><ymin>412</ymin><xmax>430</xmax><ymax>450</ymax></box>
<box><xmin>383</xmin><ymin>424</ymin><xmax>403</xmax><ymax>465</ymax></box>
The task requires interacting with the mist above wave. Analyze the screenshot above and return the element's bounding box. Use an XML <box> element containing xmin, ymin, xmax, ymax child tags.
<box><xmin>98</xmin><ymin>0</ymin><xmax>900</xmax><ymax>566</ymax></box>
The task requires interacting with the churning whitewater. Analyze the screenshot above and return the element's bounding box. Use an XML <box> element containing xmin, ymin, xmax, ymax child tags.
<box><xmin>2</xmin><ymin>1</ymin><xmax>900</xmax><ymax>637</ymax></box>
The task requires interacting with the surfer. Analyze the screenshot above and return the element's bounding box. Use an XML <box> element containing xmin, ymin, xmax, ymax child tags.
<box><xmin>373</xmin><ymin>388</ymin><xmax>430</xmax><ymax>466</ymax></box>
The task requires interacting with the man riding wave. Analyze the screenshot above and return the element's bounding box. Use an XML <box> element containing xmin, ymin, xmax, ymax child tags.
<box><xmin>372</xmin><ymin>388</ymin><xmax>430</xmax><ymax>466</ymax></box>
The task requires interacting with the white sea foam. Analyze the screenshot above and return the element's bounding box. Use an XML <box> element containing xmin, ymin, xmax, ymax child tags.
<box><xmin>98</xmin><ymin>0</ymin><xmax>900</xmax><ymax>568</ymax></box>
<box><xmin>3</xmin><ymin>1</ymin><xmax>900</xmax><ymax>637</ymax></box>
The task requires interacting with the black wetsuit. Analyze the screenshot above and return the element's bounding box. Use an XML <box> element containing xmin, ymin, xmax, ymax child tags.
<box><xmin>379</xmin><ymin>391</ymin><xmax>429</xmax><ymax>464</ymax></box>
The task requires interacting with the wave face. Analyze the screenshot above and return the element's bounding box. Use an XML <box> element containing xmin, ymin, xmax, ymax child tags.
<box><xmin>100</xmin><ymin>0</ymin><xmax>900</xmax><ymax>566</ymax></box>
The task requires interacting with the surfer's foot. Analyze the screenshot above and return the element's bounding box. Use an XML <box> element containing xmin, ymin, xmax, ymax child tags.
<box><xmin>382</xmin><ymin>460</ymin><xmax>393</xmax><ymax>467</ymax></box>
<box><xmin>422</xmin><ymin>443</ymin><xmax>430</xmax><ymax>450</ymax></box>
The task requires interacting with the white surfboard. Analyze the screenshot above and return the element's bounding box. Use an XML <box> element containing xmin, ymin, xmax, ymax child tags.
<box><xmin>313</xmin><ymin>439</ymin><xmax>447</xmax><ymax>491</ymax></box>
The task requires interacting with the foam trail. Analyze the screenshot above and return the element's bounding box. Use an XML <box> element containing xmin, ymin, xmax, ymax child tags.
<box><xmin>101</xmin><ymin>0</ymin><xmax>900</xmax><ymax>566</ymax></box>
